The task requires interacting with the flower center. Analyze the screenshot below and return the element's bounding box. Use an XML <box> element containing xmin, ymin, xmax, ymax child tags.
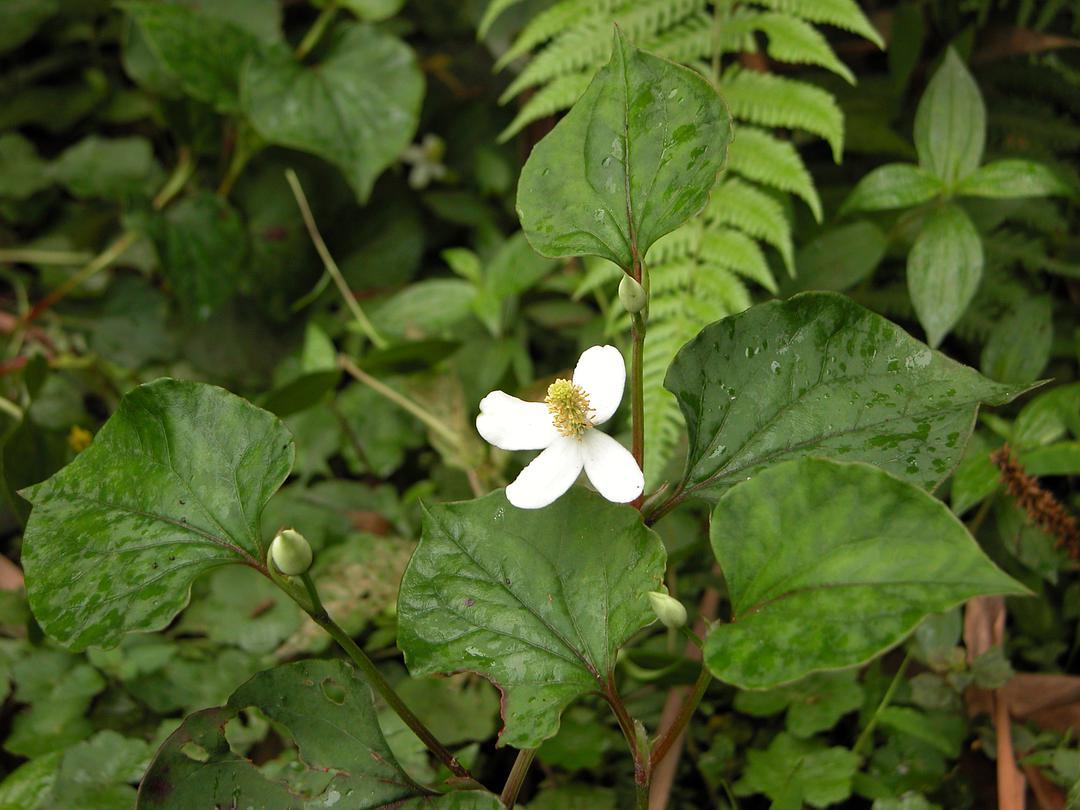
<box><xmin>545</xmin><ymin>378</ymin><xmax>593</xmax><ymax>438</ymax></box>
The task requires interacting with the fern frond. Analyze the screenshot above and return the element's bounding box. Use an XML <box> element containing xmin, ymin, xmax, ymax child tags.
<box><xmin>645</xmin><ymin>220</ymin><xmax>703</xmax><ymax>265</ymax></box>
<box><xmin>726</xmin><ymin>126</ymin><xmax>822</xmax><ymax>220</ymax></box>
<box><xmin>751</xmin><ymin>11</ymin><xmax>855</xmax><ymax>83</ymax></box>
<box><xmin>650</xmin><ymin>11</ymin><xmax>740</xmax><ymax>64</ymax></box>
<box><xmin>701</xmin><ymin>227</ymin><xmax>778</xmax><ymax>292</ymax></box>
<box><xmin>499</xmin><ymin>72</ymin><xmax>592</xmax><ymax>141</ymax></box>
<box><xmin>496</xmin><ymin>0</ymin><xmax>617</xmax><ymax>69</ymax></box>
<box><xmin>705</xmin><ymin>177</ymin><xmax>794</xmax><ymax>273</ymax></box>
<box><xmin>746</xmin><ymin>0</ymin><xmax>883</xmax><ymax>48</ymax></box>
<box><xmin>500</xmin><ymin>0</ymin><xmax>703</xmax><ymax>102</ymax></box>
<box><xmin>720</xmin><ymin>68</ymin><xmax>844</xmax><ymax>160</ymax></box>
<box><xmin>479</xmin><ymin>0</ymin><xmax>527</xmax><ymax>39</ymax></box>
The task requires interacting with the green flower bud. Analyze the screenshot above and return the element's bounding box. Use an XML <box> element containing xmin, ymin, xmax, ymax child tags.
<box><xmin>270</xmin><ymin>528</ymin><xmax>313</xmax><ymax>576</ymax></box>
<box><xmin>647</xmin><ymin>590</ymin><xmax>687</xmax><ymax>629</ymax></box>
<box><xmin>618</xmin><ymin>274</ymin><xmax>648</xmax><ymax>314</ymax></box>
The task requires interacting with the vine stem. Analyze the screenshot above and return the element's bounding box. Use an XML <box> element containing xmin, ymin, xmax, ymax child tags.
<box><xmin>853</xmin><ymin>651</ymin><xmax>911</xmax><ymax>756</ymax></box>
<box><xmin>20</xmin><ymin>148</ymin><xmax>194</xmax><ymax>325</ymax></box>
<box><xmin>295</xmin><ymin>0</ymin><xmax>338</xmax><ymax>60</ymax></box>
<box><xmin>499</xmin><ymin>748</ymin><xmax>536</xmax><ymax>807</ymax></box>
<box><xmin>605</xmin><ymin>677</ymin><xmax>650</xmax><ymax>802</ymax></box>
<box><xmin>279</xmin><ymin>571</ymin><xmax>476</xmax><ymax>783</ymax></box>
<box><xmin>338</xmin><ymin>354</ymin><xmax>465</xmax><ymax>453</ymax></box>
<box><xmin>285</xmin><ymin>169</ymin><xmax>388</xmax><ymax>349</ymax></box>
<box><xmin>649</xmin><ymin>663</ymin><xmax>712</xmax><ymax>769</ymax></box>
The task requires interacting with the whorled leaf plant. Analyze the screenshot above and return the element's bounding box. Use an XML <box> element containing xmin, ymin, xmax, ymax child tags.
<box><xmin>17</xmin><ymin>28</ymin><xmax>1030</xmax><ymax>810</ymax></box>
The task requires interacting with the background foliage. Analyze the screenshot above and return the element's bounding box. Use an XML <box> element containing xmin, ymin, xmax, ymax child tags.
<box><xmin>0</xmin><ymin>0</ymin><xmax>1077</xmax><ymax>807</ymax></box>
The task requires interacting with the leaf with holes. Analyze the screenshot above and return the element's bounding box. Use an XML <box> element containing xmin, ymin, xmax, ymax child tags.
<box><xmin>397</xmin><ymin>489</ymin><xmax>666</xmax><ymax>749</ymax></box>
<box><xmin>241</xmin><ymin>24</ymin><xmax>424</xmax><ymax>202</ymax></box>
<box><xmin>663</xmin><ymin>292</ymin><xmax>1026</xmax><ymax>502</ymax></box>
<box><xmin>20</xmin><ymin>379</ymin><xmax>293</xmax><ymax>651</ymax></box>
<box><xmin>516</xmin><ymin>27</ymin><xmax>729</xmax><ymax>271</ymax></box>
<box><xmin>705</xmin><ymin>458</ymin><xmax>1028</xmax><ymax>689</ymax></box>
<box><xmin>137</xmin><ymin>659</ymin><xmax>502</xmax><ymax>809</ymax></box>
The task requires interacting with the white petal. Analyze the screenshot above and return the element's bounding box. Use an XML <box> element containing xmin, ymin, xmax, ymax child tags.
<box><xmin>506</xmin><ymin>437</ymin><xmax>583</xmax><ymax>509</ymax></box>
<box><xmin>476</xmin><ymin>391</ymin><xmax>558</xmax><ymax>451</ymax></box>
<box><xmin>581</xmin><ymin>430</ymin><xmax>644</xmax><ymax>504</ymax></box>
<box><xmin>573</xmin><ymin>345</ymin><xmax>625</xmax><ymax>425</ymax></box>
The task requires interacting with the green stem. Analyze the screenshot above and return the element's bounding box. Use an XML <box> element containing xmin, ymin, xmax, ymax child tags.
<box><xmin>649</xmin><ymin>663</ymin><xmax>712</xmax><ymax>769</ymax></box>
<box><xmin>285</xmin><ymin>169</ymin><xmax>388</xmax><ymax>349</ymax></box>
<box><xmin>0</xmin><ymin>250</ymin><xmax>93</xmax><ymax>265</ymax></box>
<box><xmin>338</xmin><ymin>354</ymin><xmax>465</xmax><ymax>453</ymax></box>
<box><xmin>23</xmin><ymin>148</ymin><xmax>194</xmax><ymax>325</ymax></box>
<box><xmin>606</xmin><ymin>677</ymin><xmax>650</xmax><ymax>797</ymax></box>
<box><xmin>0</xmin><ymin>396</ymin><xmax>23</xmax><ymax>421</ymax></box>
<box><xmin>499</xmin><ymin>748</ymin><xmax>536</xmax><ymax>807</ymax></box>
<box><xmin>295</xmin><ymin>1</ymin><xmax>338</xmax><ymax>60</ymax></box>
<box><xmin>853</xmin><ymin>652</ymin><xmax>911</xmax><ymax>757</ymax></box>
<box><xmin>275</xmin><ymin>570</ymin><xmax>474</xmax><ymax>782</ymax></box>
<box><xmin>217</xmin><ymin>122</ymin><xmax>261</xmax><ymax>198</ymax></box>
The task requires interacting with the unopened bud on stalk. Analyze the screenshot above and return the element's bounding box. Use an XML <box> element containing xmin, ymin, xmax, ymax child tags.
<box><xmin>270</xmin><ymin>528</ymin><xmax>313</xmax><ymax>576</ymax></box>
<box><xmin>647</xmin><ymin>590</ymin><xmax>687</xmax><ymax>629</ymax></box>
<box><xmin>618</xmin><ymin>274</ymin><xmax>647</xmax><ymax>314</ymax></box>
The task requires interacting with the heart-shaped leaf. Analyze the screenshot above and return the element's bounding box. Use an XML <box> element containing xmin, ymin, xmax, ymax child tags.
<box><xmin>20</xmin><ymin>379</ymin><xmax>294</xmax><ymax>651</ymax></box>
<box><xmin>664</xmin><ymin>292</ymin><xmax>1026</xmax><ymax>502</ymax></box>
<box><xmin>517</xmin><ymin>28</ymin><xmax>730</xmax><ymax>270</ymax></box>
<box><xmin>705</xmin><ymin>458</ymin><xmax>1028</xmax><ymax>688</ymax></box>
<box><xmin>397</xmin><ymin>489</ymin><xmax>666</xmax><ymax>749</ymax></box>
<box><xmin>137</xmin><ymin>659</ymin><xmax>501</xmax><ymax>809</ymax></box>
<box><xmin>241</xmin><ymin>24</ymin><xmax>424</xmax><ymax>202</ymax></box>
<box><xmin>121</xmin><ymin>1</ymin><xmax>261</xmax><ymax>112</ymax></box>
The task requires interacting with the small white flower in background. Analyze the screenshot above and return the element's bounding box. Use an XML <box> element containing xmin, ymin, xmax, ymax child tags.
<box><xmin>400</xmin><ymin>133</ymin><xmax>447</xmax><ymax>189</ymax></box>
<box><xmin>476</xmin><ymin>345</ymin><xmax>644</xmax><ymax>509</ymax></box>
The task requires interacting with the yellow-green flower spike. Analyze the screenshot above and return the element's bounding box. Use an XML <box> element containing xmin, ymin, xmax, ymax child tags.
<box><xmin>545</xmin><ymin>378</ymin><xmax>592</xmax><ymax>438</ymax></box>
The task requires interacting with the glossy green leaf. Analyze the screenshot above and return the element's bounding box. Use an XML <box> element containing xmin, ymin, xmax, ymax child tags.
<box><xmin>913</xmin><ymin>48</ymin><xmax>985</xmax><ymax>185</ymax></box>
<box><xmin>121</xmin><ymin>1</ymin><xmax>261</xmax><ymax>112</ymax></box>
<box><xmin>907</xmin><ymin>203</ymin><xmax>983</xmax><ymax>348</ymax></box>
<box><xmin>241</xmin><ymin>24</ymin><xmax>424</xmax><ymax>202</ymax></box>
<box><xmin>664</xmin><ymin>292</ymin><xmax>1022</xmax><ymax>501</ymax></box>
<box><xmin>20</xmin><ymin>379</ymin><xmax>294</xmax><ymax>651</ymax></box>
<box><xmin>839</xmin><ymin>164</ymin><xmax>943</xmax><ymax>216</ymax></box>
<box><xmin>517</xmin><ymin>28</ymin><xmax>730</xmax><ymax>270</ymax></box>
<box><xmin>138</xmin><ymin>659</ymin><xmax>501</xmax><ymax>809</ymax></box>
<box><xmin>397</xmin><ymin>489</ymin><xmax>666</xmax><ymax>748</ymax></box>
<box><xmin>705</xmin><ymin>458</ymin><xmax>1028</xmax><ymax>688</ymax></box>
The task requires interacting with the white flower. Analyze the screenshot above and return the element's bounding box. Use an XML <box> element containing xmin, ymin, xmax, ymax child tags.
<box><xmin>476</xmin><ymin>345</ymin><xmax>644</xmax><ymax>509</ymax></box>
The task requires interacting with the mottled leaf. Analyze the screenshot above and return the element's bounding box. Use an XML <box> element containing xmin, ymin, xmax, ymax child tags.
<box><xmin>517</xmin><ymin>28</ymin><xmax>730</xmax><ymax>270</ymax></box>
<box><xmin>397</xmin><ymin>489</ymin><xmax>666</xmax><ymax>748</ymax></box>
<box><xmin>241</xmin><ymin>24</ymin><xmax>423</xmax><ymax>202</ymax></box>
<box><xmin>20</xmin><ymin>379</ymin><xmax>293</xmax><ymax>650</ymax></box>
<box><xmin>138</xmin><ymin>659</ymin><xmax>501</xmax><ymax>809</ymax></box>
<box><xmin>664</xmin><ymin>292</ymin><xmax>1023</xmax><ymax>501</ymax></box>
<box><xmin>705</xmin><ymin>458</ymin><xmax>1028</xmax><ymax>688</ymax></box>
